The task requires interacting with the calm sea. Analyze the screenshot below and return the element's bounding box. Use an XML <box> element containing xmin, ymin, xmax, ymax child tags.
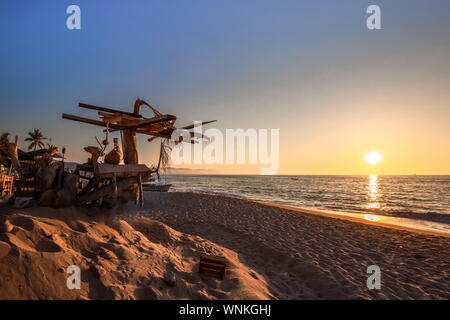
<box><xmin>165</xmin><ymin>175</ymin><xmax>450</xmax><ymax>223</ymax></box>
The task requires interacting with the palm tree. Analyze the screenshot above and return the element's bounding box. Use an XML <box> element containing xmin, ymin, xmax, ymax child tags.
<box><xmin>0</xmin><ymin>132</ymin><xmax>10</xmax><ymax>147</ymax></box>
<box><xmin>25</xmin><ymin>129</ymin><xmax>47</xmax><ymax>151</ymax></box>
<box><xmin>46</xmin><ymin>143</ymin><xmax>58</xmax><ymax>153</ymax></box>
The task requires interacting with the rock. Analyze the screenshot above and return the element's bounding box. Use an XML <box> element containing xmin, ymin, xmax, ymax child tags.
<box><xmin>101</xmin><ymin>195</ymin><xmax>117</xmax><ymax>209</ymax></box>
<box><xmin>38</xmin><ymin>189</ymin><xmax>57</xmax><ymax>207</ymax></box>
<box><xmin>63</xmin><ymin>174</ymin><xmax>79</xmax><ymax>193</ymax></box>
<box><xmin>163</xmin><ymin>270</ymin><xmax>176</xmax><ymax>287</ymax></box>
<box><xmin>53</xmin><ymin>189</ymin><xmax>74</xmax><ymax>208</ymax></box>
<box><xmin>13</xmin><ymin>198</ymin><xmax>33</xmax><ymax>209</ymax></box>
<box><xmin>36</xmin><ymin>166</ymin><xmax>58</xmax><ymax>192</ymax></box>
<box><xmin>52</xmin><ymin>174</ymin><xmax>80</xmax><ymax>208</ymax></box>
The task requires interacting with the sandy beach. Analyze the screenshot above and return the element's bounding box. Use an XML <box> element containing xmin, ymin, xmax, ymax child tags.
<box><xmin>0</xmin><ymin>192</ymin><xmax>449</xmax><ymax>300</ymax></box>
<box><xmin>139</xmin><ymin>192</ymin><xmax>450</xmax><ymax>299</ymax></box>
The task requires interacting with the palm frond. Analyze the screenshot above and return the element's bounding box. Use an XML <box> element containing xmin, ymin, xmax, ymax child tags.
<box><xmin>26</xmin><ymin>129</ymin><xmax>48</xmax><ymax>151</ymax></box>
<box><xmin>0</xmin><ymin>132</ymin><xmax>10</xmax><ymax>146</ymax></box>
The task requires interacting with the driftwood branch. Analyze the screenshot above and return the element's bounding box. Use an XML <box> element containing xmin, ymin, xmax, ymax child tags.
<box><xmin>78</xmin><ymin>103</ymin><xmax>143</xmax><ymax>118</ymax></box>
<box><xmin>62</xmin><ymin>114</ymin><xmax>124</xmax><ymax>130</ymax></box>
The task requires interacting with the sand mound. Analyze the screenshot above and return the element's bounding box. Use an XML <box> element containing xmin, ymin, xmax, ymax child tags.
<box><xmin>0</xmin><ymin>205</ymin><xmax>271</xmax><ymax>300</ymax></box>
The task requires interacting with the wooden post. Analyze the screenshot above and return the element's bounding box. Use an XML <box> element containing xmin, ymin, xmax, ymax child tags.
<box><xmin>122</xmin><ymin>128</ymin><xmax>139</xmax><ymax>201</ymax></box>
<box><xmin>137</xmin><ymin>174</ymin><xmax>144</xmax><ymax>208</ymax></box>
<box><xmin>122</xmin><ymin>129</ymin><xmax>139</xmax><ymax>165</ymax></box>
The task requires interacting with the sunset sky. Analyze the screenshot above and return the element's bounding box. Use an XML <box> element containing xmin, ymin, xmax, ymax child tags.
<box><xmin>0</xmin><ymin>0</ymin><xmax>449</xmax><ymax>175</ymax></box>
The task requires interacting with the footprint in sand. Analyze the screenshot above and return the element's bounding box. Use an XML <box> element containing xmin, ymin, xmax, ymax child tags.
<box><xmin>35</xmin><ymin>239</ymin><xmax>62</xmax><ymax>253</ymax></box>
<box><xmin>67</xmin><ymin>220</ymin><xmax>88</xmax><ymax>233</ymax></box>
<box><xmin>9</xmin><ymin>216</ymin><xmax>35</xmax><ymax>231</ymax></box>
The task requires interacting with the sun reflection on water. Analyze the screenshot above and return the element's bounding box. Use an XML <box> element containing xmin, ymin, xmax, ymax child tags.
<box><xmin>366</xmin><ymin>174</ymin><xmax>380</xmax><ymax>209</ymax></box>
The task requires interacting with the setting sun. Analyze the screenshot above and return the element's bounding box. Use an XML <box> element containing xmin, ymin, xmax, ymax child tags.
<box><xmin>365</xmin><ymin>151</ymin><xmax>382</xmax><ymax>165</ymax></box>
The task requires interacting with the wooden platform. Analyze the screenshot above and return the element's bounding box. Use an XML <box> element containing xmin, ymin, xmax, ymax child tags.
<box><xmin>97</xmin><ymin>163</ymin><xmax>153</xmax><ymax>179</ymax></box>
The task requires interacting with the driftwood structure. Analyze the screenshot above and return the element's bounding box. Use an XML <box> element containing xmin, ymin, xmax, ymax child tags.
<box><xmin>60</xmin><ymin>98</ymin><xmax>216</xmax><ymax>208</ymax></box>
<box><xmin>1</xmin><ymin>98</ymin><xmax>216</xmax><ymax>209</ymax></box>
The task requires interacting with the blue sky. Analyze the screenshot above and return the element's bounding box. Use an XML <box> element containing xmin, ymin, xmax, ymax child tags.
<box><xmin>1</xmin><ymin>1</ymin><xmax>449</xmax><ymax>173</ymax></box>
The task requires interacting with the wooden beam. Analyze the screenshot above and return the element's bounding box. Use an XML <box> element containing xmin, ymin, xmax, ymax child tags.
<box><xmin>98</xmin><ymin>163</ymin><xmax>152</xmax><ymax>174</ymax></box>
<box><xmin>104</xmin><ymin>115</ymin><xmax>176</xmax><ymax>133</ymax></box>
<box><xmin>62</xmin><ymin>114</ymin><xmax>125</xmax><ymax>130</ymax></box>
<box><xmin>79</xmin><ymin>103</ymin><xmax>143</xmax><ymax>118</ymax></box>
<box><xmin>119</xmin><ymin>119</ymin><xmax>141</xmax><ymax>126</ymax></box>
<box><xmin>98</xmin><ymin>112</ymin><xmax>124</xmax><ymax>123</ymax></box>
<box><xmin>107</xmin><ymin>115</ymin><xmax>177</xmax><ymax>131</ymax></box>
<box><xmin>98</xmin><ymin>111</ymin><xmax>137</xmax><ymax>121</ymax></box>
<box><xmin>136</xmin><ymin>115</ymin><xmax>176</xmax><ymax>128</ymax></box>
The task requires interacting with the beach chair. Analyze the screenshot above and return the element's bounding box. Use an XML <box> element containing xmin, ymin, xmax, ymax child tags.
<box><xmin>1</xmin><ymin>176</ymin><xmax>14</xmax><ymax>197</ymax></box>
<box><xmin>199</xmin><ymin>254</ymin><xmax>227</xmax><ymax>280</ymax></box>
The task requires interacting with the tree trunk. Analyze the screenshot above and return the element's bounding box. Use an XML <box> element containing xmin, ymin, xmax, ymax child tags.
<box><xmin>122</xmin><ymin>129</ymin><xmax>138</xmax><ymax>164</ymax></box>
<box><xmin>121</xmin><ymin>129</ymin><xmax>140</xmax><ymax>202</ymax></box>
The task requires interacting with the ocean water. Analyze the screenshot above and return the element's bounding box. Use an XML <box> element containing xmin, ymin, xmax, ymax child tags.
<box><xmin>164</xmin><ymin>175</ymin><xmax>450</xmax><ymax>223</ymax></box>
